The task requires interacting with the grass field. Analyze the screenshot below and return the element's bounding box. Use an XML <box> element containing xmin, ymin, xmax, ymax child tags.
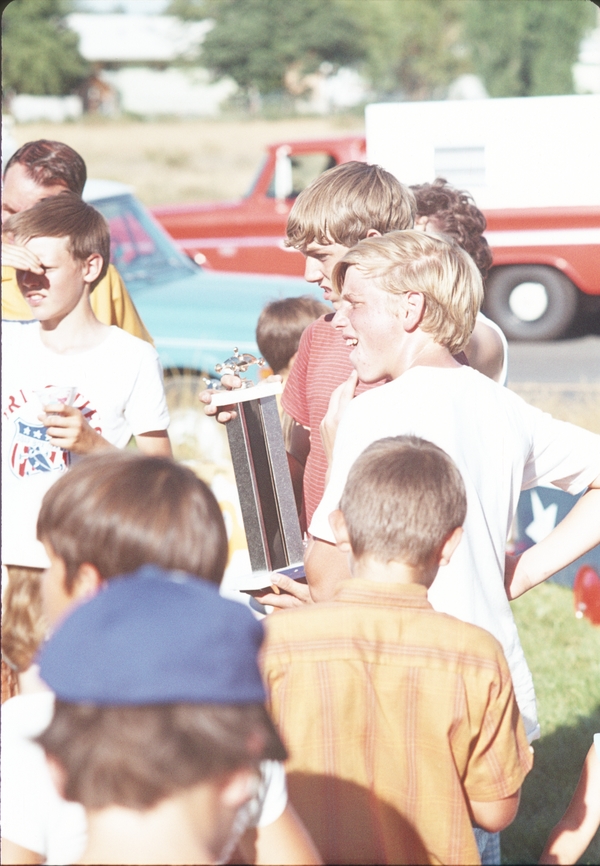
<box><xmin>505</xmin><ymin>584</ymin><xmax>600</xmax><ymax>864</ymax></box>
<box><xmin>11</xmin><ymin>116</ymin><xmax>364</xmax><ymax>205</ymax></box>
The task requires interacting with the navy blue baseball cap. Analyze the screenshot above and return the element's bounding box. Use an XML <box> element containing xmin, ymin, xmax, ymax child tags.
<box><xmin>39</xmin><ymin>565</ymin><xmax>267</xmax><ymax>705</ymax></box>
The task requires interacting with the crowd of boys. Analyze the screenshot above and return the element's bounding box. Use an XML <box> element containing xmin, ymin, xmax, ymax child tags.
<box><xmin>2</xmin><ymin>139</ymin><xmax>599</xmax><ymax>866</ymax></box>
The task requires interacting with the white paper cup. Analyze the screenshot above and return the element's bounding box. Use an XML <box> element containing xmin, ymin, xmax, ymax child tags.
<box><xmin>34</xmin><ymin>386</ymin><xmax>77</xmax><ymax>409</ymax></box>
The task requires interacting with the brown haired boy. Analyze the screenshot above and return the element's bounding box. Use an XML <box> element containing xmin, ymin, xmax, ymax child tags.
<box><xmin>36</xmin><ymin>566</ymin><xmax>289</xmax><ymax>866</ymax></box>
<box><xmin>1</xmin><ymin>452</ymin><xmax>320</xmax><ymax>866</ymax></box>
<box><xmin>261</xmin><ymin>435</ymin><xmax>533</xmax><ymax>865</ymax></box>
<box><xmin>2</xmin><ymin>139</ymin><xmax>152</xmax><ymax>341</ymax></box>
<box><xmin>1</xmin><ymin>192</ymin><xmax>171</xmax><ymax>574</ymax></box>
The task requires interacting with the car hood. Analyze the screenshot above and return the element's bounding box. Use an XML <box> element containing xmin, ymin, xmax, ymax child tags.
<box><xmin>129</xmin><ymin>268</ymin><xmax>318</xmax><ymax>374</ymax></box>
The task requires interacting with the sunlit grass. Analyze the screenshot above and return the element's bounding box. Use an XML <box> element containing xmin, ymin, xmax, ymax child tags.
<box><xmin>503</xmin><ymin>583</ymin><xmax>600</xmax><ymax>864</ymax></box>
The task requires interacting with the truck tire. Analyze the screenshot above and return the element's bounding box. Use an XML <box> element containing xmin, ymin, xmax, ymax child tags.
<box><xmin>483</xmin><ymin>266</ymin><xmax>579</xmax><ymax>341</ymax></box>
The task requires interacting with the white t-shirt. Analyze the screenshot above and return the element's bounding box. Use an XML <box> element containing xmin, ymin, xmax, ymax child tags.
<box><xmin>1</xmin><ymin>692</ymin><xmax>87</xmax><ymax>865</ymax></box>
<box><xmin>310</xmin><ymin>365</ymin><xmax>600</xmax><ymax>742</ymax></box>
<box><xmin>1</xmin><ymin>322</ymin><xmax>170</xmax><ymax>568</ymax></box>
<box><xmin>1</xmin><ymin>691</ymin><xmax>287</xmax><ymax>866</ymax></box>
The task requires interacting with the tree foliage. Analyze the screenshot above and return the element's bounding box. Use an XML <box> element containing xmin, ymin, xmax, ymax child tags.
<box><xmin>168</xmin><ymin>0</ymin><xmax>365</xmax><ymax>97</ymax></box>
<box><xmin>2</xmin><ymin>0</ymin><xmax>90</xmax><ymax>96</ymax></box>
<box><xmin>170</xmin><ymin>0</ymin><xmax>596</xmax><ymax>103</ymax></box>
<box><xmin>463</xmin><ymin>0</ymin><xmax>596</xmax><ymax>97</ymax></box>
<box><xmin>343</xmin><ymin>0</ymin><xmax>470</xmax><ymax>100</ymax></box>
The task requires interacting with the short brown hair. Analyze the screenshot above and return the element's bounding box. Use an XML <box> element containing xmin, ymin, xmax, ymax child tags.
<box><xmin>411</xmin><ymin>178</ymin><xmax>493</xmax><ymax>280</ymax></box>
<box><xmin>340</xmin><ymin>436</ymin><xmax>466</xmax><ymax>565</ymax></box>
<box><xmin>256</xmin><ymin>295</ymin><xmax>329</xmax><ymax>374</ymax></box>
<box><xmin>333</xmin><ymin>230</ymin><xmax>483</xmax><ymax>354</ymax></box>
<box><xmin>4</xmin><ymin>140</ymin><xmax>87</xmax><ymax>196</ymax></box>
<box><xmin>37</xmin><ymin>451</ymin><xmax>228</xmax><ymax>590</ymax></box>
<box><xmin>286</xmin><ymin>161</ymin><xmax>415</xmax><ymax>249</ymax></box>
<box><xmin>37</xmin><ymin>701</ymin><xmax>287</xmax><ymax>809</ymax></box>
<box><xmin>4</xmin><ymin>192</ymin><xmax>110</xmax><ymax>290</ymax></box>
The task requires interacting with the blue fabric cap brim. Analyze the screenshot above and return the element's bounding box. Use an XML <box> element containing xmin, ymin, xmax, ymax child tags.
<box><xmin>39</xmin><ymin>565</ymin><xmax>267</xmax><ymax>705</ymax></box>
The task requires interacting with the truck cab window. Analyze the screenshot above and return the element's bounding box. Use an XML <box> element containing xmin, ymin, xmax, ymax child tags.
<box><xmin>266</xmin><ymin>152</ymin><xmax>337</xmax><ymax>199</ymax></box>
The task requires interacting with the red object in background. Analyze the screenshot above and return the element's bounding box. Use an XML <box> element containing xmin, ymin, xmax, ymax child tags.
<box><xmin>151</xmin><ymin>136</ymin><xmax>366</xmax><ymax>277</ymax></box>
<box><xmin>573</xmin><ymin>565</ymin><xmax>600</xmax><ymax>625</ymax></box>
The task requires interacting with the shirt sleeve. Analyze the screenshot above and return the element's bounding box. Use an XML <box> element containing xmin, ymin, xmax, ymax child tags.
<box><xmin>462</xmin><ymin>644</ymin><xmax>533</xmax><ymax>802</ymax></box>
<box><xmin>123</xmin><ymin>341</ymin><xmax>170</xmax><ymax>434</ymax></box>
<box><xmin>520</xmin><ymin>403</ymin><xmax>600</xmax><ymax>494</ymax></box>
<box><xmin>281</xmin><ymin>319</ymin><xmax>315</xmax><ymax>428</ymax></box>
<box><xmin>90</xmin><ymin>265</ymin><xmax>154</xmax><ymax>345</ymax></box>
<box><xmin>254</xmin><ymin>760</ymin><xmax>288</xmax><ymax>827</ymax></box>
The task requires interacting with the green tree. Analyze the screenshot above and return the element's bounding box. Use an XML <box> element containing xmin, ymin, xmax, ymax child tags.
<box><xmin>463</xmin><ymin>0</ymin><xmax>595</xmax><ymax>97</ymax></box>
<box><xmin>169</xmin><ymin>0</ymin><xmax>365</xmax><ymax>98</ymax></box>
<box><xmin>343</xmin><ymin>0</ymin><xmax>470</xmax><ymax>100</ymax></box>
<box><xmin>2</xmin><ymin>0</ymin><xmax>90</xmax><ymax>96</ymax></box>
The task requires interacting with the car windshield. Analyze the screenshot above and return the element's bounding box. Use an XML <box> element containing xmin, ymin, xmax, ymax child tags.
<box><xmin>92</xmin><ymin>193</ymin><xmax>198</xmax><ymax>287</ymax></box>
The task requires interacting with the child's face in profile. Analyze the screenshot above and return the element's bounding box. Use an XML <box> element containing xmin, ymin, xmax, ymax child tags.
<box><xmin>301</xmin><ymin>240</ymin><xmax>349</xmax><ymax>308</ymax></box>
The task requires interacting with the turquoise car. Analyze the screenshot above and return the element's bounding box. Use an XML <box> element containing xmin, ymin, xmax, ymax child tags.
<box><xmin>84</xmin><ymin>180</ymin><xmax>314</xmax><ymax>376</ymax></box>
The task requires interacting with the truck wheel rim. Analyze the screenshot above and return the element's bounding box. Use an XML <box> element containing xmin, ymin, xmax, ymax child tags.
<box><xmin>508</xmin><ymin>281</ymin><xmax>549</xmax><ymax>322</ymax></box>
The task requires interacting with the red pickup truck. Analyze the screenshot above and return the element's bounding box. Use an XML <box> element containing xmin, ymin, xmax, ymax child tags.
<box><xmin>152</xmin><ymin>133</ymin><xmax>600</xmax><ymax>341</ymax></box>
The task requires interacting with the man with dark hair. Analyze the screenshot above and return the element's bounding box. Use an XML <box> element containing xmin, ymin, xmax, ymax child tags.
<box><xmin>36</xmin><ymin>566</ymin><xmax>291</xmax><ymax>866</ymax></box>
<box><xmin>2</xmin><ymin>139</ymin><xmax>152</xmax><ymax>342</ymax></box>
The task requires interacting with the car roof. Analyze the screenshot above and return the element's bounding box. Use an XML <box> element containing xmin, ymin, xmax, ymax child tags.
<box><xmin>83</xmin><ymin>178</ymin><xmax>133</xmax><ymax>202</ymax></box>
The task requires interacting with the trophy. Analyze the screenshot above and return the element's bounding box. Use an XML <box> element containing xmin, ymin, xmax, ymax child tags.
<box><xmin>207</xmin><ymin>349</ymin><xmax>304</xmax><ymax>573</ymax></box>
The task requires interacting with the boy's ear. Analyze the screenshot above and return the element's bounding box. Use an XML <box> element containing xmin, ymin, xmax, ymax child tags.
<box><xmin>365</xmin><ymin>228</ymin><xmax>383</xmax><ymax>238</ymax></box>
<box><xmin>402</xmin><ymin>291</ymin><xmax>427</xmax><ymax>332</ymax></box>
<box><xmin>219</xmin><ymin>767</ymin><xmax>260</xmax><ymax>810</ymax></box>
<box><xmin>329</xmin><ymin>509</ymin><xmax>352</xmax><ymax>553</ymax></box>
<box><xmin>82</xmin><ymin>253</ymin><xmax>103</xmax><ymax>285</ymax></box>
<box><xmin>71</xmin><ymin>562</ymin><xmax>103</xmax><ymax>602</ymax></box>
<box><xmin>438</xmin><ymin>526</ymin><xmax>463</xmax><ymax>567</ymax></box>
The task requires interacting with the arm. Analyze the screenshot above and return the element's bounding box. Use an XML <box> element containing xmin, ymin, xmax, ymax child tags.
<box><xmin>506</xmin><ymin>475</ymin><xmax>600</xmax><ymax>599</ymax></box>
<box><xmin>304</xmin><ymin>536</ymin><xmax>351</xmax><ymax>602</ymax></box>
<box><xmin>134</xmin><ymin>430</ymin><xmax>172</xmax><ymax>457</ymax></box>
<box><xmin>539</xmin><ymin>742</ymin><xmax>600</xmax><ymax>865</ymax></box>
<box><xmin>238</xmin><ymin>803</ymin><xmax>322</xmax><ymax>865</ymax></box>
<box><xmin>320</xmin><ymin>371</ymin><xmax>358</xmax><ymax>467</ymax></box>
<box><xmin>463</xmin><ymin>319</ymin><xmax>506</xmax><ymax>383</ymax></box>
<box><xmin>0</xmin><ymin>838</ymin><xmax>44</xmax><ymax>865</ymax></box>
<box><xmin>470</xmin><ymin>790</ymin><xmax>521</xmax><ymax>833</ymax></box>
<box><xmin>1</xmin><ymin>241</ymin><xmax>44</xmax><ymax>275</ymax></box>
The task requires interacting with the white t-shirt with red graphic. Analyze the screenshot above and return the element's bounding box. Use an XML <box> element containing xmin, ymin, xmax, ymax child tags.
<box><xmin>2</xmin><ymin>321</ymin><xmax>170</xmax><ymax>568</ymax></box>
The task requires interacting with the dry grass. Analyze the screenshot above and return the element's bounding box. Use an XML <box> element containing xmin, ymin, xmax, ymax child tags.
<box><xmin>508</xmin><ymin>383</ymin><xmax>600</xmax><ymax>434</ymax></box>
<box><xmin>11</xmin><ymin>116</ymin><xmax>364</xmax><ymax>206</ymax></box>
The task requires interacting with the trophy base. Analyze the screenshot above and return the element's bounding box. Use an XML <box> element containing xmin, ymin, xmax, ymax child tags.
<box><xmin>210</xmin><ymin>380</ymin><xmax>283</xmax><ymax>407</ymax></box>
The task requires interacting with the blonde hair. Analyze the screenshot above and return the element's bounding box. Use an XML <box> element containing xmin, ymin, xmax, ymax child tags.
<box><xmin>1</xmin><ymin>566</ymin><xmax>47</xmax><ymax>673</ymax></box>
<box><xmin>333</xmin><ymin>230</ymin><xmax>483</xmax><ymax>354</ymax></box>
<box><xmin>285</xmin><ymin>161</ymin><xmax>415</xmax><ymax>250</ymax></box>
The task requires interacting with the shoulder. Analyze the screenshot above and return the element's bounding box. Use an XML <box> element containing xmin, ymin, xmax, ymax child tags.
<box><xmin>2</xmin><ymin>319</ymin><xmax>40</xmax><ymax>347</ymax></box>
<box><xmin>2</xmin><ymin>692</ymin><xmax>55</xmax><ymax>740</ymax></box>
<box><xmin>105</xmin><ymin>326</ymin><xmax>158</xmax><ymax>360</ymax></box>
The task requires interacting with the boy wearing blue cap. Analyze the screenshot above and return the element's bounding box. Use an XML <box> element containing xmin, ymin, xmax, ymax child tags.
<box><xmin>1</xmin><ymin>452</ymin><xmax>320</xmax><ymax>866</ymax></box>
<box><xmin>36</xmin><ymin>566</ymin><xmax>288</xmax><ymax>866</ymax></box>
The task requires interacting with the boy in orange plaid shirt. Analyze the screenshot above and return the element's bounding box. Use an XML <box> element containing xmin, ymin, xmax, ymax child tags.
<box><xmin>261</xmin><ymin>435</ymin><xmax>533</xmax><ymax>865</ymax></box>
